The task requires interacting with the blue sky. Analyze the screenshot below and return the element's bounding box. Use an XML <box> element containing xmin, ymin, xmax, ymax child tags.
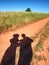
<box><xmin>0</xmin><ymin>0</ymin><xmax>49</xmax><ymax>13</ymax></box>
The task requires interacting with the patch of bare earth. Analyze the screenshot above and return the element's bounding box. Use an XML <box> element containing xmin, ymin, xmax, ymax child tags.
<box><xmin>0</xmin><ymin>17</ymin><xmax>49</xmax><ymax>65</ymax></box>
<box><xmin>37</xmin><ymin>37</ymin><xmax>49</xmax><ymax>65</ymax></box>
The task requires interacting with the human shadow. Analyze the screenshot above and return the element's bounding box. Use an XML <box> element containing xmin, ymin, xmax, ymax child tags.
<box><xmin>1</xmin><ymin>34</ymin><xmax>19</xmax><ymax>65</ymax></box>
<box><xmin>18</xmin><ymin>34</ymin><xmax>33</xmax><ymax>65</ymax></box>
<box><xmin>1</xmin><ymin>33</ymin><xmax>33</xmax><ymax>65</ymax></box>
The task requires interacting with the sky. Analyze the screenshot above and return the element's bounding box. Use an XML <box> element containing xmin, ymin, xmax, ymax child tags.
<box><xmin>0</xmin><ymin>0</ymin><xmax>49</xmax><ymax>13</ymax></box>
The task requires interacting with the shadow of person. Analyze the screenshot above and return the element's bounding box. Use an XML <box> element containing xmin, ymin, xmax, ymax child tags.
<box><xmin>1</xmin><ymin>34</ymin><xmax>19</xmax><ymax>65</ymax></box>
<box><xmin>18</xmin><ymin>34</ymin><xmax>33</xmax><ymax>65</ymax></box>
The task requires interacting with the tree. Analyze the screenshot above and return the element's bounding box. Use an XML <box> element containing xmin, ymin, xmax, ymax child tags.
<box><xmin>25</xmin><ymin>8</ymin><xmax>32</xmax><ymax>12</ymax></box>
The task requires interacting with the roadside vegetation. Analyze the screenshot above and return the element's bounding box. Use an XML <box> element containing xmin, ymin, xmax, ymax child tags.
<box><xmin>31</xmin><ymin>22</ymin><xmax>49</xmax><ymax>65</ymax></box>
<box><xmin>0</xmin><ymin>12</ymin><xmax>49</xmax><ymax>33</ymax></box>
<box><xmin>35</xmin><ymin>22</ymin><xmax>49</xmax><ymax>51</ymax></box>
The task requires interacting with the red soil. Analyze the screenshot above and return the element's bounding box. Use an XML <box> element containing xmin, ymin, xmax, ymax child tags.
<box><xmin>0</xmin><ymin>17</ymin><xmax>49</xmax><ymax>65</ymax></box>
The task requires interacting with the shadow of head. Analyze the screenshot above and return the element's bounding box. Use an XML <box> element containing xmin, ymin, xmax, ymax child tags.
<box><xmin>21</xmin><ymin>34</ymin><xmax>33</xmax><ymax>45</ymax></box>
<box><xmin>13</xmin><ymin>34</ymin><xmax>19</xmax><ymax>39</ymax></box>
<box><xmin>21</xmin><ymin>34</ymin><xmax>26</xmax><ymax>38</ymax></box>
<box><xmin>10</xmin><ymin>34</ymin><xmax>19</xmax><ymax>46</ymax></box>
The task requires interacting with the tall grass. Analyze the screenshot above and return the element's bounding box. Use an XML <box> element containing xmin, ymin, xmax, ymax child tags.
<box><xmin>0</xmin><ymin>12</ymin><xmax>49</xmax><ymax>33</ymax></box>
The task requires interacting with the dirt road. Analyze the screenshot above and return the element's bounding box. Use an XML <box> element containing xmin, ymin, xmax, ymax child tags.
<box><xmin>0</xmin><ymin>17</ymin><xmax>49</xmax><ymax>65</ymax></box>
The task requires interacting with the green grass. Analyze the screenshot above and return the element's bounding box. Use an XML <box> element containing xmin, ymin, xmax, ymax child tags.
<box><xmin>0</xmin><ymin>12</ymin><xmax>49</xmax><ymax>33</ymax></box>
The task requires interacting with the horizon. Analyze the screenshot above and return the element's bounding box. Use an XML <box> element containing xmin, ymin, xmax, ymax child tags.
<box><xmin>0</xmin><ymin>0</ymin><xmax>49</xmax><ymax>13</ymax></box>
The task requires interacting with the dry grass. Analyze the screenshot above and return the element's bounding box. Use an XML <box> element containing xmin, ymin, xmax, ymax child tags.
<box><xmin>31</xmin><ymin>22</ymin><xmax>49</xmax><ymax>65</ymax></box>
<box><xmin>0</xmin><ymin>12</ymin><xmax>49</xmax><ymax>33</ymax></box>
